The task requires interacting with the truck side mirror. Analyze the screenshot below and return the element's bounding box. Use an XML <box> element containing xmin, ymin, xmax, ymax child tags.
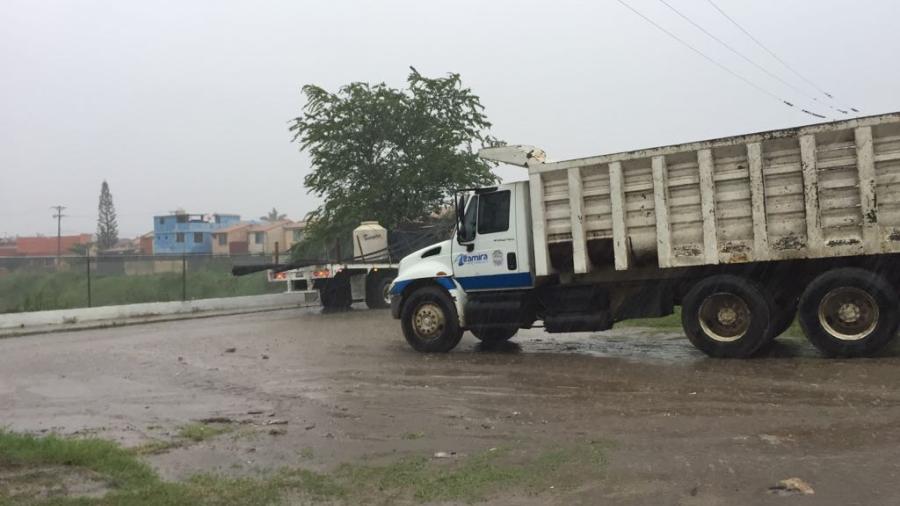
<box><xmin>456</xmin><ymin>194</ymin><xmax>476</xmax><ymax>245</ymax></box>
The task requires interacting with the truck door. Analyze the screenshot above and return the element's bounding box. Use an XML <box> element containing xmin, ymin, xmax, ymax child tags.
<box><xmin>452</xmin><ymin>186</ymin><xmax>533</xmax><ymax>291</ymax></box>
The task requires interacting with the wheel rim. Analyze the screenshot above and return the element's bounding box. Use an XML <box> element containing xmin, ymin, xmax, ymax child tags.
<box><xmin>382</xmin><ymin>281</ymin><xmax>393</xmax><ymax>305</ymax></box>
<box><xmin>817</xmin><ymin>287</ymin><xmax>878</xmax><ymax>341</ymax></box>
<box><xmin>412</xmin><ymin>302</ymin><xmax>445</xmax><ymax>340</ymax></box>
<box><xmin>697</xmin><ymin>292</ymin><xmax>751</xmax><ymax>342</ymax></box>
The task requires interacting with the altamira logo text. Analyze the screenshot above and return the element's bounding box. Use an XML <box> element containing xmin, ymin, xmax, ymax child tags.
<box><xmin>456</xmin><ymin>253</ymin><xmax>489</xmax><ymax>266</ymax></box>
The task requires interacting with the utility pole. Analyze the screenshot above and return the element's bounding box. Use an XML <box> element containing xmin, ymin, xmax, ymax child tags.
<box><xmin>51</xmin><ymin>205</ymin><xmax>67</xmax><ymax>262</ymax></box>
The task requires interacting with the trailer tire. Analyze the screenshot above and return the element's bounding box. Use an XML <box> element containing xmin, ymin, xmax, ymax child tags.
<box><xmin>320</xmin><ymin>278</ymin><xmax>352</xmax><ymax>310</ymax></box>
<box><xmin>470</xmin><ymin>326</ymin><xmax>518</xmax><ymax>344</ymax></box>
<box><xmin>798</xmin><ymin>268</ymin><xmax>899</xmax><ymax>357</ymax></box>
<box><xmin>401</xmin><ymin>286</ymin><xmax>463</xmax><ymax>353</ymax></box>
<box><xmin>365</xmin><ymin>273</ymin><xmax>395</xmax><ymax>309</ymax></box>
<box><xmin>681</xmin><ymin>275</ymin><xmax>771</xmax><ymax>358</ymax></box>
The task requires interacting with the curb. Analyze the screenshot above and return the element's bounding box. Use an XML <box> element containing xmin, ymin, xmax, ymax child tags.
<box><xmin>0</xmin><ymin>292</ymin><xmax>320</xmax><ymax>339</ymax></box>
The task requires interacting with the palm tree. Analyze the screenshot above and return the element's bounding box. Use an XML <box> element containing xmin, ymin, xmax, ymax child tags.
<box><xmin>260</xmin><ymin>208</ymin><xmax>287</xmax><ymax>221</ymax></box>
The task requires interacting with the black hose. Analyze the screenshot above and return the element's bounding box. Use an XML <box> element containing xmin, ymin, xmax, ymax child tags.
<box><xmin>231</xmin><ymin>226</ymin><xmax>451</xmax><ymax>277</ymax></box>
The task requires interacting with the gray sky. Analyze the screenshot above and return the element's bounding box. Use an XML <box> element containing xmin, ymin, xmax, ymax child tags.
<box><xmin>2</xmin><ymin>0</ymin><xmax>898</xmax><ymax>238</ymax></box>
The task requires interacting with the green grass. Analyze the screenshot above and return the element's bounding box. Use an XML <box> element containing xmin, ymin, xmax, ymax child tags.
<box><xmin>0</xmin><ymin>431</ymin><xmax>157</xmax><ymax>492</ymax></box>
<box><xmin>176</xmin><ymin>423</ymin><xmax>232</xmax><ymax>443</ymax></box>
<box><xmin>335</xmin><ymin>442</ymin><xmax>607</xmax><ymax>503</ymax></box>
<box><xmin>616</xmin><ymin>306</ymin><xmax>803</xmax><ymax>337</ymax></box>
<box><xmin>0</xmin><ymin>431</ymin><xmax>609</xmax><ymax>505</ymax></box>
<box><xmin>129</xmin><ymin>440</ymin><xmax>182</xmax><ymax>456</ymax></box>
<box><xmin>0</xmin><ymin>267</ymin><xmax>282</xmax><ymax>314</ymax></box>
<box><xmin>617</xmin><ymin>307</ymin><xmax>683</xmax><ymax>330</ymax></box>
<box><xmin>130</xmin><ymin>422</ymin><xmax>234</xmax><ymax>455</ymax></box>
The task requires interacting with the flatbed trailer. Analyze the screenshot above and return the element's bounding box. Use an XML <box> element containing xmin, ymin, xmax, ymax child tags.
<box><xmin>269</xmin><ymin>261</ymin><xmax>398</xmax><ymax>309</ymax></box>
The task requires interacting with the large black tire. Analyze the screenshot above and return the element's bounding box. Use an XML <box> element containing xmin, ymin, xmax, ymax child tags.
<box><xmin>401</xmin><ymin>286</ymin><xmax>463</xmax><ymax>353</ymax></box>
<box><xmin>681</xmin><ymin>275</ymin><xmax>772</xmax><ymax>358</ymax></box>
<box><xmin>470</xmin><ymin>326</ymin><xmax>518</xmax><ymax>344</ymax></box>
<box><xmin>320</xmin><ymin>278</ymin><xmax>352</xmax><ymax>310</ymax></box>
<box><xmin>798</xmin><ymin>268</ymin><xmax>899</xmax><ymax>357</ymax></box>
<box><xmin>365</xmin><ymin>273</ymin><xmax>395</xmax><ymax>309</ymax></box>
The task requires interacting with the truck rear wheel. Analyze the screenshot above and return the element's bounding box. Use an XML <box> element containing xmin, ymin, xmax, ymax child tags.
<box><xmin>401</xmin><ymin>286</ymin><xmax>463</xmax><ymax>353</ymax></box>
<box><xmin>798</xmin><ymin>268</ymin><xmax>899</xmax><ymax>357</ymax></box>
<box><xmin>470</xmin><ymin>326</ymin><xmax>518</xmax><ymax>344</ymax></box>
<box><xmin>365</xmin><ymin>273</ymin><xmax>395</xmax><ymax>309</ymax></box>
<box><xmin>681</xmin><ymin>275</ymin><xmax>771</xmax><ymax>358</ymax></box>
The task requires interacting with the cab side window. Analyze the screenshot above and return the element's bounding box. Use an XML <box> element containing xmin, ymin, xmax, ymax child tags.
<box><xmin>477</xmin><ymin>190</ymin><xmax>510</xmax><ymax>234</ymax></box>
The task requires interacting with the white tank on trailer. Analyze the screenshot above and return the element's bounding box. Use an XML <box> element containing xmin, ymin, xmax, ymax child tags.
<box><xmin>353</xmin><ymin>221</ymin><xmax>389</xmax><ymax>261</ymax></box>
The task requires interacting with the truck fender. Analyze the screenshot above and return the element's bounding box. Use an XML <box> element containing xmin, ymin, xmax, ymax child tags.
<box><xmin>392</xmin><ymin>277</ymin><xmax>467</xmax><ymax>328</ymax></box>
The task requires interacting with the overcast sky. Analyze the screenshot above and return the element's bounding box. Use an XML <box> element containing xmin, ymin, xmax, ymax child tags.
<box><xmin>2</xmin><ymin>0</ymin><xmax>898</xmax><ymax>238</ymax></box>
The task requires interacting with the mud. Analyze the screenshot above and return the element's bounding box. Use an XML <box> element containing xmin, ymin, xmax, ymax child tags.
<box><xmin>4</xmin><ymin>307</ymin><xmax>900</xmax><ymax>504</ymax></box>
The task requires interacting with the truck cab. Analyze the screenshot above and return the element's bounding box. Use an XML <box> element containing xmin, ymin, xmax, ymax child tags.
<box><xmin>389</xmin><ymin>181</ymin><xmax>536</xmax><ymax>351</ymax></box>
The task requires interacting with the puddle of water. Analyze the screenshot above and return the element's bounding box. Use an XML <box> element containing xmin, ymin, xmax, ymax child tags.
<box><xmin>461</xmin><ymin>327</ymin><xmax>831</xmax><ymax>363</ymax></box>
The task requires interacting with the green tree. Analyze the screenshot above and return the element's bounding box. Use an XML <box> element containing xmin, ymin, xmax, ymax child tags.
<box><xmin>96</xmin><ymin>180</ymin><xmax>118</xmax><ymax>250</ymax></box>
<box><xmin>289</xmin><ymin>68</ymin><xmax>501</xmax><ymax>248</ymax></box>
<box><xmin>260</xmin><ymin>208</ymin><xmax>287</xmax><ymax>221</ymax></box>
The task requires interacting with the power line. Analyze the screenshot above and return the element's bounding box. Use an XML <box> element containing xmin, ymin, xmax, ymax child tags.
<box><xmin>704</xmin><ymin>0</ymin><xmax>859</xmax><ymax>113</ymax></box>
<box><xmin>656</xmin><ymin>0</ymin><xmax>845</xmax><ymax>117</ymax></box>
<box><xmin>615</xmin><ymin>0</ymin><xmax>826</xmax><ymax>119</ymax></box>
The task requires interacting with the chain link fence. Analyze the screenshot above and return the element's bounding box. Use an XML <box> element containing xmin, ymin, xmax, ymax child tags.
<box><xmin>0</xmin><ymin>254</ymin><xmax>284</xmax><ymax>314</ymax></box>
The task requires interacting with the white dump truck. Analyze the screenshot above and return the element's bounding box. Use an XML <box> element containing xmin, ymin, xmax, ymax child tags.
<box><xmin>389</xmin><ymin>112</ymin><xmax>900</xmax><ymax>358</ymax></box>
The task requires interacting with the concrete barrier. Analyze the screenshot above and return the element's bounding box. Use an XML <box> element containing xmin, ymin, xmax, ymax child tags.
<box><xmin>0</xmin><ymin>291</ymin><xmax>320</xmax><ymax>337</ymax></box>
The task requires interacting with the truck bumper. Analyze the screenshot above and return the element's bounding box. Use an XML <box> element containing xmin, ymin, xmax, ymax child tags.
<box><xmin>390</xmin><ymin>295</ymin><xmax>402</xmax><ymax>319</ymax></box>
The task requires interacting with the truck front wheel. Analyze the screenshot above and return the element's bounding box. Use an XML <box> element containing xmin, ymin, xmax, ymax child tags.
<box><xmin>401</xmin><ymin>286</ymin><xmax>463</xmax><ymax>353</ymax></box>
<box><xmin>681</xmin><ymin>275</ymin><xmax>771</xmax><ymax>358</ymax></box>
<box><xmin>798</xmin><ymin>268</ymin><xmax>899</xmax><ymax>357</ymax></box>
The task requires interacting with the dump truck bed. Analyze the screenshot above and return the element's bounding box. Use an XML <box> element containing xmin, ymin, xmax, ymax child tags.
<box><xmin>522</xmin><ymin>113</ymin><xmax>900</xmax><ymax>276</ymax></box>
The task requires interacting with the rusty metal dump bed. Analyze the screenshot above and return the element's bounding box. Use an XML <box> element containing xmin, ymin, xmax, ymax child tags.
<box><xmin>515</xmin><ymin>113</ymin><xmax>900</xmax><ymax>276</ymax></box>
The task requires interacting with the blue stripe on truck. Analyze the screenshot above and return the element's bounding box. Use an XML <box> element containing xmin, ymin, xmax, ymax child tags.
<box><xmin>391</xmin><ymin>274</ymin><xmax>530</xmax><ymax>296</ymax></box>
<box><xmin>455</xmin><ymin>272</ymin><xmax>533</xmax><ymax>290</ymax></box>
<box><xmin>389</xmin><ymin>279</ymin><xmax>412</xmax><ymax>295</ymax></box>
<box><xmin>389</xmin><ymin>277</ymin><xmax>455</xmax><ymax>296</ymax></box>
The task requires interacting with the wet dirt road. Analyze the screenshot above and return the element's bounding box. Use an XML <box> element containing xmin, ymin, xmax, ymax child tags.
<box><xmin>4</xmin><ymin>307</ymin><xmax>900</xmax><ymax>505</ymax></box>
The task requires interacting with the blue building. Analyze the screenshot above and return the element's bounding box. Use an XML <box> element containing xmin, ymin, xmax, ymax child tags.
<box><xmin>152</xmin><ymin>210</ymin><xmax>240</xmax><ymax>255</ymax></box>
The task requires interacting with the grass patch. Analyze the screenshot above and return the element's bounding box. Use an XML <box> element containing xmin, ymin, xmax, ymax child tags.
<box><xmin>0</xmin><ymin>430</ymin><xmax>342</xmax><ymax>506</ymax></box>
<box><xmin>617</xmin><ymin>307</ymin><xmax>682</xmax><ymax>330</ymax></box>
<box><xmin>401</xmin><ymin>432</ymin><xmax>425</xmax><ymax>440</ymax></box>
<box><xmin>0</xmin><ymin>431</ymin><xmax>157</xmax><ymax>492</ymax></box>
<box><xmin>0</xmin><ymin>431</ymin><xmax>608</xmax><ymax>505</ymax></box>
<box><xmin>177</xmin><ymin>423</ymin><xmax>232</xmax><ymax>443</ymax></box>
<box><xmin>0</xmin><ymin>266</ymin><xmax>282</xmax><ymax>314</ymax></box>
<box><xmin>335</xmin><ymin>442</ymin><xmax>608</xmax><ymax>503</ymax></box>
<box><xmin>131</xmin><ymin>421</ymin><xmax>235</xmax><ymax>456</ymax></box>
<box><xmin>129</xmin><ymin>440</ymin><xmax>182</xmax><ymax>456</ymax></box>
<box><xmin>617</xmin><ymin>307</ymin><xmax>804</xmax><ymax>338</ymax></box>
